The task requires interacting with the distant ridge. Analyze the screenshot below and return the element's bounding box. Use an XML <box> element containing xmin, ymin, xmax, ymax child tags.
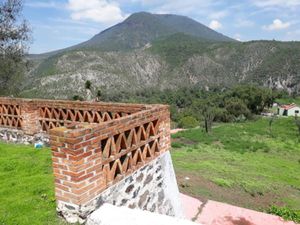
<box><xmin>22</xmin><ymin>12</ymin><xmax>300</xmax><ymax>99</ymax></box>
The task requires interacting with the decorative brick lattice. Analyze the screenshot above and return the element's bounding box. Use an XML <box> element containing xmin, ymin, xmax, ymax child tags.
<box><xmin>0</xmin><ymin>97</ymin><xmax>146</xmax><ymax>135</ymax></box>
<box><xmin>102</xmin><ymin>120</ymin><xmax>160</xmax><ymax>184</ymax></box>
<box><xmin>50</xmin><ymin>105</ymin><xmax>170</xmax><ymax>207</ymax></box>
<box><xmin>0</xmin><ymin>103</ymin><xmax>22</xmax><ymax>128</ymax></box>
<box><xmin>39</xmin><ymin>107</ymin><xmax>130</xmax><ymax>132</ymax></box>
<box><xmin>0</xmin><ymin>97</ymin><xmax>171</xmax><ymax>222</ymax></box>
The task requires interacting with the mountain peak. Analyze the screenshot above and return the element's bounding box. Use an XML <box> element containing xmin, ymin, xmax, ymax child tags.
<box><xmin>128</xmin><ymin>11</ymin><xmax>153</xmax><ymax>17</ymax></box>
<box><xmin>79</xmin><ymin>12</ymin><xmax>235</xmax><ymax>51</ymax></box>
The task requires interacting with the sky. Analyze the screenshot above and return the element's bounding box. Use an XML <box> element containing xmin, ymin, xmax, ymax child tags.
<box><xmin>23</xmin><ymin>0</ymin><xmax>300</xmax><ymax>54</ymax></box>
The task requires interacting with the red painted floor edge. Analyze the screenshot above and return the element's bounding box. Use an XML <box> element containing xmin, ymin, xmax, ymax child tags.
<box><xmin>180</xmin><ymin>193</ymin><xmax>299</xmax><ymax>225</ymax></box>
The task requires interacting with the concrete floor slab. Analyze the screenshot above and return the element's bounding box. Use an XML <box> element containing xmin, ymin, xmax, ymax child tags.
<box><xmin>180</xmin><ymin>193</ymin><xmax>299</xmax><ymax>225</ymax></box>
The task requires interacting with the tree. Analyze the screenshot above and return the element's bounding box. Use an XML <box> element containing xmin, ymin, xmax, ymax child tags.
<box><xmin>230</xmin><ymin>85</ymin><xmax>274</xmax><ymax>114</ymax></box>
<box><xmin>85</xmin><ymin>80</ymin><xmax>91</xmax><ymax>90</ymax></box>
<box><xmin>0</xmin><ymin>0</ymin><xmax>30</xmax><ymax>95</ymax></box>
<box><xmin>295</xmin><ymin>115</ymin><xmax>300</xmax><ymax>142</ymax></box>
<box><xmin>202</xmin><ymin>106</ymin><xmax>217</xmax><ymax>133</ymax></box>
<box><xmin>84</xmin><ymin>80</ymin><xmax>93</xmax><ymax>101</ymax></box>
<box><xmin>72</xmin><ymin>95</ymin><xmax>83</xmax><ymax>101</ymax></box>
<box><xmin>178</xmin><ymin>116</ymin><xmax>198</xmax><ymax>129</ymax></box>
<box><xmin>96</xmin><ymin>89</ymin><xmax>101</xmax><ymax>101</ymax></box>
<box><xmin>268</xmin><ymin>115</ymin><xmax>275</xmax><ymax>137</ymax></box>
<box><xmin>224</xmin><ymin>97</ymin><xmax>251</xmax><ymax>120</ymax></box>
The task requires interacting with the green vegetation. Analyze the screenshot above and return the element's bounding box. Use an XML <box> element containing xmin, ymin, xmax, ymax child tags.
<box><xmin>266</xmin><ymin>206</ymin><xmax>300</xmax><ymax>223</ymax></box>
<box><xmin>106</xmin><ymin>85</ymin><xmax>277</xmax><ymax>126</ymax></box>
<box><xmin>171</xmin><ymin>117</ymin><xmax>300</xmax><ymax>220</ymax></box>
<box><xmin>85</xmin><ymin>80</ymin><xmax>92</xmax><ymax>90</ymax></box>
<box><xmin>23</xmin><ymin>39</ymin><xmax>300</xmax><ymax>99</ymax></box>
<box><xmin>17</xmin><ymin>12</ymin><xmax>300</xmax><ymax>98</ymax></box>
<box><xmin>0</xmin><ymin>0</ymin><xmax>30</xmax><ymax>95</ymax></box>
<box><xmin>150</xmin><ymin>33</ymin><xmax>216</xmax><ymax>66</ymax></box>
<box><xmin>178</xmin><ymin>116</ymin><xmax>198</xmax><ymax>128</ymax></box>
<box><xmin>0</xmin><ymin>143</ymin><xmax>66</xmax><ymax>225</ymax></box>
<box><xmin>33</xmin><ymin>54</ymin><xmax>60</xmax><ymax>77</ymax></box>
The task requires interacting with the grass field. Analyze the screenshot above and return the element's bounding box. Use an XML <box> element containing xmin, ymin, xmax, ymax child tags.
<box><xmin>171</xmin><ymin>117</ymin><xmax>300</xmax><ymax>213</ymax></box>
<box><xmin>0</xmin><ymin>117</ymin><xmax>299</xmax><ymax>224</ymax></box>
<box><xmin>0</xmin><ymin>143</ymin><xmax>67</xmax><ymax>225</ymax></box>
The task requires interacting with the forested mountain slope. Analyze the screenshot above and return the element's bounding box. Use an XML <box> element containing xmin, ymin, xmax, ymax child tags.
<box><xmin>21</xmin><ymin>13</ymin><xmax>300</xmax><ymax>99</ymax></box>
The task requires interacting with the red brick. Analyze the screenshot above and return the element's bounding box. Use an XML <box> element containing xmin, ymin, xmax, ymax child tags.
<box><xmin>0</xmin><ymin>97</ymin><xmax>170</xmax><ymax>208</ymax></box>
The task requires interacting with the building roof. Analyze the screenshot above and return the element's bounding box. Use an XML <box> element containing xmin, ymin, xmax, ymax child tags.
<box><xmin>280</xmin><ymin>103</ymin><xmax>299</xmax><ymax>110</ymax></box>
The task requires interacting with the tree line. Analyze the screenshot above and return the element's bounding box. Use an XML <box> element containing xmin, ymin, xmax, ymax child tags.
<box><xmin>100</xmin><ymin>85</ymin><xmax>286</xmax><ymax>130</ymax></box>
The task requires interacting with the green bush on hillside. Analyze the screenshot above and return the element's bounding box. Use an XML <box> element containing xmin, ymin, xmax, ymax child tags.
<box><xmin>267</xmin><ymin>206</ymin><xmax>300</xmax><ymax>223</ymax></box>
<box><xmin>178</xmin><ymin>116</ymin><xmax>198</xmax><ymax>129</ymax></box>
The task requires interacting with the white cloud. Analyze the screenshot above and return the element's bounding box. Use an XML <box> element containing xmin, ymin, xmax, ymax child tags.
<box><xmin>263</xmin><ymin>19</ymin><xmax>291</xmax><ymax>30</ymax></box>
<box><xmin>67</xmin><ymin>0</ymin><xmax>127</xmax><ymax>25</ymax></box>
<box><xmin>209</xmin><ymin>20</ymin><xmax>222</xmax><ymax>30</ymax></box>
<box><xmin>234</xmin><ymin>33</ymin><xmax>242</xmax><ymax>41</ymax></box>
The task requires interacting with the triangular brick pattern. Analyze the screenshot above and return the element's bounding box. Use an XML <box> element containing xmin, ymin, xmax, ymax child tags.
<box><xmin>39</xmin><ymin>107</ymin><xmax>130</xmax><ymax>131</ymax></box>
<box><xmin>48</xmin><ymin>101</ymin><xmax>170</xmax><ymax>215</ymax></box>
<box><xmin>101</xmin><ymin>120</ymin><xmax>160</xmax><ymax>185</ymax></box>
<box><xmin>0</xmin><ymin>104</ymin><xmax>22</xmax><ymax>128</ymax></box>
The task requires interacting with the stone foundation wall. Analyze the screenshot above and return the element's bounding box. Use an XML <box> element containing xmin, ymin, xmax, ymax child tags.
<box><xmin>0</xmin><ymin>128</ymin><xmax>49</xmax><ymax>145</ymax></box>
<box><xmin>58</xmin><ymin>151</ymin><xmax>183</xmax><ymax>223</ymax></box>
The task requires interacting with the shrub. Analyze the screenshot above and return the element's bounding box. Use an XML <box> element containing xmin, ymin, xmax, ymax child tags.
<box><xmin>96</xmin><ymin>90</ymin><xmax>102</xmax><ymax>97</ymax></box>
<box><xmin>225</xmin><ymin>97</ymin><xmax>251</xmax><ymax>120</ymax></box>
<box><xmin>85</xmin><ymin>80</ymin><xmax>92</xmax><ymax>90</ymax></box>
<box><xmin>212</xmin><ymin>178</ymin><xmax>234</xmax><ymax>188</ymax></box>
<box><xmin>72</xmin><ymin>95</ymin><xmax>83</xmax><ymax>101</ymax></box>
<box><xmin>214</xmin><ymin>108</ymin><xmax>235</xmax><ymax>122</ymax></box>
<box><xmin>178</xmin><ymin>116</ymin><xmax>198</xmax><ymax>129</ymax></box>
<box><xmin>171</xmin><ymin>142</ymin><xmax>185</xmax><ymax>148</ymax></box>
<box><xmin>267</xmin><ymin>206</ymin><xmax>300</xmax><ymax>223</ymax></box>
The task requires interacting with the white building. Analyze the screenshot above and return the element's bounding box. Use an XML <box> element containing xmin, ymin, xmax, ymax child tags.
<box><xmin>278</xmin><ymin>104</ymin><xmax>300</xmax><ymax>116</ymax></box>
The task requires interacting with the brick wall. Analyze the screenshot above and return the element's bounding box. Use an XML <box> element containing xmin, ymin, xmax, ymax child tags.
<box><xmin>49</xmin><ymin>105</ymin><xmax>171</xmax><ymax>222</ymax></box>
<box><xmin>0</xmin><ymin>97</ymin><xmax>172</xmax><ymax>223</ymax></box>
<box><xmin>0</xmin><ymin>97</ymin><xmax>151</xmax><ymax>134</ymax></box>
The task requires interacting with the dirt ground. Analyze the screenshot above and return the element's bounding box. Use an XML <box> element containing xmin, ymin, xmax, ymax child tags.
<box><xmin>175</xmin><ymin>172</ymin><xmax>288</xmax><ymax>211</ymax></box>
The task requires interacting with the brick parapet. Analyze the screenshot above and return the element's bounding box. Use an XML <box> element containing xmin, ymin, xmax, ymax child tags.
<box><xmin>0</xmin><ymin>97</ymin><xmax>171</xmax><ymax>221</ymax></box>
<box><xmin>50</xmin><ymin>105</ymin><xmax>171</xmax><ymax>208</ymax></box>
<box><xmin>0</xmin><ymin>97</ymin><xmax>149</xmax><ymax>113</ymax></box>
<box><xmin>0</xmin><ymin>97</ymin><xmax>156</xmax><ymax>134</ymax></box>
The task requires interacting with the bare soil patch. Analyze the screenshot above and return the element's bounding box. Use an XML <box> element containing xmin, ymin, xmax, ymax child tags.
<box><xmin>176</xmin><ymin>172</ymin><xmax>287</xmax><ymax>211</ymax></box>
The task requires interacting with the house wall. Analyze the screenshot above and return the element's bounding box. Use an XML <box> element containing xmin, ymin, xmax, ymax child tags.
<box><xmin>287</xmin><ymin>107</ymin><xmax>300</xmax><ymax>116</ymax></box>
<box><xmin>278</xmin><ymin>106</ymin><xmax>300</xmax><ymax>116</ymax></box>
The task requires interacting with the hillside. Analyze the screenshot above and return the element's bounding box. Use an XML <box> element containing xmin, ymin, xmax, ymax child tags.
<box><xmin>74</xmin><ymin>12</ymin><xmax>235</xmax><ymax>51</ymax></box>
<box><xmin>20</xmin><ymin>13</ymin><xmax>300</xmax><ymax>99</ymax></box>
